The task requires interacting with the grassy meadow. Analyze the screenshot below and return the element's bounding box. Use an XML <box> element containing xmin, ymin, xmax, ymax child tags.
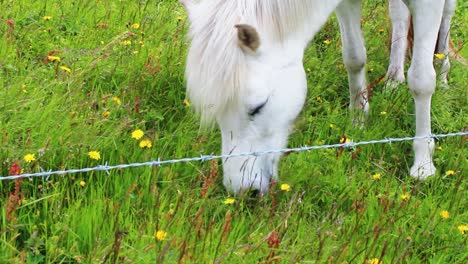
<box><xmin>1</xmin><ymin>0</ymin><xmax>467</xmax><ymax>263</ymax></box>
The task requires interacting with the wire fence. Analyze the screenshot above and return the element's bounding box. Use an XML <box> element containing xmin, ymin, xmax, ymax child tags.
<box><xmin>1</xmin><ymin>131</ymin><xmax>466</xmax><ymax>181</ymax></box>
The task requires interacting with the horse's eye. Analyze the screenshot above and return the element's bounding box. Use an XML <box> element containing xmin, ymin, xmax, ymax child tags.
<box><xmin>248</xmin><ymin>100</ymin><xmax>268</xmax><ymax>117</ymax></box>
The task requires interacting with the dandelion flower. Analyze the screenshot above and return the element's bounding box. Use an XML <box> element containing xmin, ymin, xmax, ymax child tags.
<box><xmin>112</xmin><ymin>97</ymin><xmax>121</xmax><ymax>105</ymax></box>
<box><xmin>437</xmin><ymin>146</ymin><xmax>443</xmax><ymax>151</ymax></box>
<box><xmin>102</xmin><ymin>111</ymin><xmax>110</xmax><ymax>118</ymax></box>
<box><xmin>88</xmin><ymin>151</ymin><xmax>101</xmax><ymax>160</ymax></box>
<box><xmin>24</xmin><ymin>154</ymin><xmax>36</xmax><ymax>163</ymax></box>
<box><xmin>155</xmin><ymin>230</ymin><xmax>167</xmax><ymax>241</ymax></box>
<box><xmin>79</xmin><ymin>181</ymin><xmax>86</xmax><ymax>187</ymax></box>
<box><xmin>47</xmin><ymin>55</ymin><xmax>60</xmax><ymax>62</ymax></box>
<box><xmin>372</xmin><ymin>173</ymin><xmax>381</xmax><ymax>180</ymax></box>
<box><xmin>329</xmin><ymin>124</ymin><xmax>334</xmax><ymax>129</ymax></box>
<box><xmin>434</xmin><ymin>53</ymin><xmax>446</xmax><ymax>60</ymax></box>
<box><xmin>60</xmin><ymin>66</ymin><xmax>71</xmax><ymax>73</ymax></box>
<box><xmin>131</xmin><ymin>129</ymin><xmax>144</xmax><ymax>140</ymax></box>
<box><xmin>378</xmin><ymin>28</ymin><xmax>384</xmax><ymax>34</ymax></box>
<box><xmin>445</xmin><ymin>170</ymin><xmax>456</xmax><ymax>176</ymax></box>
<box><xmin>224</xmin><ymin>198</ymin><xmax>235</xmax><ymax>205</ymax></box>
<box><xmin>183</xmin><ymin>99</ymin><xmax>191</xmax><ymax>107</ymax></box>
<box><xmin>400</xmin><ymin>193</ymin><xmax>411</xmax><ymax>201</ymax></box>
<box><xmin>131</xmin><ymin>23</ymin><xmax>140</xmax><ymax>29</ymax></box>
<box><xmin>340</xmin><ymin>137</ymin><xmax>351</xmax><ymax>144</ymax></box>
<box><xmin>457</xmin><ymin>224</ymin><xmax>468</xmax><ymax>234</ymax></box>
<box><xmin>440</xmin><ymin>210</ymin><xmax>450</xmax><ymax>219</ymax></box>
<box><xmin>368</xmin><ymin>258</ymin><xmax>380</xmax><ymax>264</ymax></box>
<box><xmin>280</xmin><ymin>184</ymin><xmax>291</xmax><ymax>192</ymax></box>
<box><xmin>43</xmin><ymin>16</ymin><xmax>52</xmax><ymax>21</ymax></box>
<box><xmin>122</xmin><ymin>40</ymin><xmax>132</xmax><ymax>46</ymax></box>
<box><xmin>380</xmin><ymin>111</ymin><xmax>387</xmax><ymax>115</ymax></box>
<box><xmin>177</xmin><ymin>15</ymin><xmax>183</xmax><ymax>21</ymax></box>
<box><xmin>323</xmin><ymin>39</ymin><xmax>331</xmax><ymax>45</ymax></box>
<box><xmin>139</xmin><ymin>139</ymin><xmax>152</xmax><ymax>148</ymax></box>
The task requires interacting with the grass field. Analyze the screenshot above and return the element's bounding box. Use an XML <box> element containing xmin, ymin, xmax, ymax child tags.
<box><xmin>1</xmin><ymin>0</ymin><xmax>467</xmax><ymax>263</ymax></box>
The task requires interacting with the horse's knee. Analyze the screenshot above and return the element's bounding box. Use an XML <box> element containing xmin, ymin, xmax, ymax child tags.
<box><xmin>343</xmin><ymin>46</ymin><xmax>367</xmax><ymax>73</ymax></box>
<box><xmin>407</xmin><ymin>64</ymin><xmax>436</xmax><ymax>96</ymax></box>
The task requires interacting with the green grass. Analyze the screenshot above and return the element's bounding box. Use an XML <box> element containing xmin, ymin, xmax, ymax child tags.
<box><xmin>1</xmin><ymin>0</ymin><xmax>466</xmax><ymax>263</ymax></box>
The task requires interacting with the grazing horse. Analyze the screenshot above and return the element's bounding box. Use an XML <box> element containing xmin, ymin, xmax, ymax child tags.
<box><xmin>181</xmin><ymin>0</ymin><xmax>451</xmax><ymax>195</ymax></box>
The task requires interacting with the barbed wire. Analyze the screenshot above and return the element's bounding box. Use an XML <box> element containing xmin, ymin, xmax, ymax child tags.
<box><xmin>1</xmin><ymin>131</ymin><xmax>466</xmax><ymax>181</ymax></box>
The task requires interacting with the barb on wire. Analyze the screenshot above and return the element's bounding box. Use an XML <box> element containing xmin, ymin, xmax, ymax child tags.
<box><xmin>0</xmin><ymin>131</ymin><xmax>466</xmax><ymax>181</ymax></box>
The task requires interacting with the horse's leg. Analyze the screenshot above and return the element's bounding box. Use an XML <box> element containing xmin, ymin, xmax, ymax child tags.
<box><xmin>435</xmin><ymin>0</ymin><xmax>456</xmax><ymax>86</ymax></box>
<box><xmin>385</xmin><ymin>0</ymin><xmax>410</xmax><ymax>89</ymax></box>
<box><xmin>336</xmin><ymin>0</ymin><xmax>368</xmax><ymax>124</ymax></box>
<box><xmin>406</xmin><ymin>0</ymin><xmax>444</xmax><ymax>178</ymax></box>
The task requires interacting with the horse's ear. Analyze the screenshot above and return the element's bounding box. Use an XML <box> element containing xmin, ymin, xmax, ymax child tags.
<box><xmin>235</xmin><ymin>24</ymin><xmax>260</xmax><ymax>53</ymax></box>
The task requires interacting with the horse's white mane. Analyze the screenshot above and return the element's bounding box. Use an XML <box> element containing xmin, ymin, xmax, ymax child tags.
<box><xmin>184</xmin><ymin>0</ymin><xmax>334</xmax><ymax>125</ymax></box>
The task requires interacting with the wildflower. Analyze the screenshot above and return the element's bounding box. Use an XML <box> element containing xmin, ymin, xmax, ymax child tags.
<box><xmin>47</xmin><ymin>55</ymin><xmax>60</xmax><ymax>62</ymax></box>
<box><xmin>131</xmin><ymin>129</ymin><xmax>144</xmax><ymax>140</ymax></box>
<box><xmin>88</xmin><ymin>151</ymin><xmax>101</xmax><ymax>160</ymax></box>
<box><xmin>224</xmin><ymin>198</ymin><xmax>235</xmax><ymax>205</ymax></box>
<box><xmin>457</xmin><ymin>224</ymin><xmax>468</xmax><ymax>234</ymax></box>
<box><xmin>24</xmin><ymin>154</ymin><xmax>36</xmax><ymax>163</ymax></box>
<box><xmin>79</xmin><ymin>181</ymin><xmax>86</xmax><ymax>187</ymax></box>
<box><xmin>122</xmin><ymin>40</ymin><xmax>132</xmax><ymax>46</ymax></box>
<box><xmin>372</xmin><ymin>173</ymin><xmax>381</xmax><ymax>180</ymax></box>
<box><xmin>316</xmin><ymin>96</ymin><xmax>323</xmax><ymax>103</ymax></box>
<box><xmin>155</xmin><ymin>230</ymin><xmax>167</xmax><ymax>241</ymax></box>
<box><xmin>445</xmin><ymin>170</ymin><xmax>456</xmax><ymax>176</ymax></box>
<box><xmin>43</xmin><ymin>16</ymin><xmax>52</xmax><ymax>21</ymax></box>
<box><xmin>329</xmin><ymin>124</ymin><xmax>334</xmax><ymax>129</ymax></box>
<box><xmin>400</xmin><ymin>193</ymin><xmax>411</xmax><ymax>201</ymax></box>
<box><xmin>368</xmin><ymin>258</ymin><xmax>380</xmax><ymax>264</ymax></box>
<box><xmin>323</xmin><ymin>39</ymin><xmax>331</xmax><ymax>45</ymax></box>
<box><xmin>183</xmin><ymin>99</ymin><xmax>191</xmax><ymax>107</ymax></box>
<box><xmin>434</xmin><ymin>53</ymin><xmax>446</xmax><ymax>60</ymax></box>
<box><xmin>280</xmin><ymin>184</ymin><xmax>291</xmax><ymax>192</ymax></box>
<box><xmin>131</xmin><ymin>23</ymin><xmax>140</xmax><ymax>29</ymax></box>
<box><xmin>380</xmin><ymin>111</ymin><xmax>387</xmax><ymax>115</ymax></box>
<box><xmin>139</xmin><ymin>139</ymin><xmax>152</xmax><ymax>148</ymax></box>
<box><xmin>340</xmin><ymin>137</ymin><xmax>351</xmax><ymax>144</ymax></box>
<box><xmin>440</xmin><ymin>210</ymin><xmax>450</xmax><ymax>219</ymax></box>
<box><xmin>102</xmin><ymin>111</ymin><xmax>110</xmax><ymax>118</ymax></box>
<box><xmin>59</xmin><ymin>66</ymin><xmax>71</xmax><ymax>73</ymax></box>
<box><xmin>437</xmin><ymin>146</ymin><xmax>443</xmax><ymax>151</ymax></box>
<box><xmin>177</xmin><ymin>15</ymin><xmax>183</xmax><ymax>21</ymax></box>
<box><xmin>112</xmin><ymin>97</ymin><xmax>121</xmax><ymax>105</ymax></box>
<box><xmin>378</xmin><ymin>28</ymin><xmax>384</xmax><ymax>34</ymax></box>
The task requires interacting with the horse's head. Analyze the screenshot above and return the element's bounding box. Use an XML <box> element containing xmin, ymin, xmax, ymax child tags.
<box><xmin>182</xmin><ymin>2</ymin><xmax>307</xmax><ymax>195</ymax></box>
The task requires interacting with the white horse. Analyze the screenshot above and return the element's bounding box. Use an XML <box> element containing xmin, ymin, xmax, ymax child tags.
<box><xmin>181</xmin><ymin>0</ymin><xmax>452</xmax><ymax>195</ymax></box>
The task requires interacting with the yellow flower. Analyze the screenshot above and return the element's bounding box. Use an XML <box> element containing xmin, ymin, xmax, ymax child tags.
<box><xmin>323</xmin><ymin>39</ymin><xmax>331</xmax><ymax>45</ymax></box>
<box><xmin>368</xmin><ymin>258</ymin><xmax>380</xmax><ymax>264</ymax></box>
<box><xmin>400</xmin><ymin>193</ymin><xmax>411</xmax><ymax>201</ymax></box>
<box><xmin>380</xmin><ymin>111</ymin><xmax>387</xmax><ymax>115</ymax></box>
<box><xmin>59</xmin><ymin>66</ymin><xmax>71</xmax><ymax>73</ymax></box>
<box><xmin>43</xmin><ymin>16</ymin><xmax>52</xmax><ymax>21</ymax></box>
<box><xmin>440</xmin><ymin>210</ymin><xmax>450</xmax><ymax>219</ymax></box>
<box><xmin>224</xmin><ymin>198</ymin><xmax>235</xmax><ymax>205</ymax></box>
<box><xmin>457</xmin><ymin>224</ymin><xmax>468</xmax><ymax>234</ymax></box>
<box><xmin>122</xmin><ymin>40</ymin><xmax>132</xmax><ymax>46</ymax></box>
<box><xmin>47</xmin><ymin>55</ymin><xmax>60</xmax><ymax>62</ymax></box>
<box><xmin>378</xmin><ymin>28</ymin><xmax>384</xmax><ymax>34</ymax></box>
<box><xmin>437</xmin><ymin>146</ymin><xmax>443</xmax><ymax>151</ymax></box>
<box><xmin>445</xmin><ymin>170</ymin><xmax>456</xmax><ymax>176</ymax></box>
<box><xmin>88</xmin><ymin>151</ymin><xmax>101</xmax><ymax>160</ymax></box>
<box><xmin>139</xmin><ymin>139</ymin><xmax>152</xmax><ymax>148</ymax></box>
<box><xmin>102</xmin><ymin>111</ymin><xmax>110</xmax><ymax>118</ymax></box>
<box><xmin>24</xmin><ymin>153</ymin><xmax>36</xmax><ymax>163</ymax></box>
<box><xmin>79</xmin><ymin>181</ymin><xmax>86</xmax><ymax>187</ymax></box>
<box><xmin>316</xmin><ymin>96</ymin><xmax>323</xmax><ymax>103</ymax></box>
<box><xmin>155</xmin><ymin>230</ymin><xmax>167</xmax><ymax>241</ymax></box>
<box><xmin>183</xmin><ymin>99</ymin><xmax>191</xmax><ymax>107</ymax></box>
<box><xmin>340</xmin><ymin>137</ymin><xmax>351</xmax><ymax>144</ymax></box>
<box><xmin>112</xmin><ymin>97</ymin><xmax>121</xmax><ymax>105</ymax></box>
<box><xmin>131</xmin><ymin>23</ymin><xmax>140</xmax><ymax>29</ymax></box>
<box><xmin>131</xmin><ymin>129</ymin><xmax>144</xmax><ymax>140</ymax></box>
<box><xmin>177</xmin><ymin>15</ymin><xmax>183</xmax><ymax>21</ymax></box>
<box><xmin>280</xmin><ymin>184</ymin><xmax>291</xmax><ymax>192</ymax></box>
<box><xmin>434</xmin><ymin>53</ymin><xmax>446</xmax><ymax>60</ymax></box>
<box><xmin>372</xmin><ymin>173</ymin><xmax>381</xmax><ymax>180</ymax></box>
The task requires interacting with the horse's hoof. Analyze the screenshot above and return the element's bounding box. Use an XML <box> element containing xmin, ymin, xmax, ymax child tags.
<box><xmin>409</xmin><ymin>162</ymin><xmax>436</xmax><ymax>180</ymax></box>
